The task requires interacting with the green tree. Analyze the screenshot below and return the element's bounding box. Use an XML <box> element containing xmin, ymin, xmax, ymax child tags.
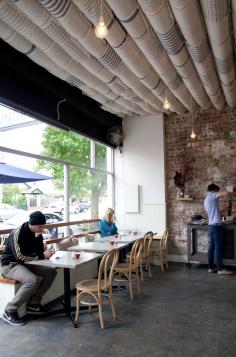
<box><xmin>2</xmin><ymin>184</ymin><xmax>27</xmax><ymax>208</ymax></box>
<box><xmin>37</xmin><ymin>126</ymin><xmax>108</xmax><ymax>217</ymax></box>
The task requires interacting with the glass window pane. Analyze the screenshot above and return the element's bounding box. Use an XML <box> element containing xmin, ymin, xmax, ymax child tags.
<box><xmin>40</xmin><ymin>126</ymin><xmax>90</xmax><ymax>166</ymax></box>
<box><xmin>95</xmin><ymin>142</ymin><xmax>107</xmax><ymax>170</ymax></box>
<box><xmin>95</xmin><ymin>143</ymin><xmax>113</xmax><ymax>172</ymax></box>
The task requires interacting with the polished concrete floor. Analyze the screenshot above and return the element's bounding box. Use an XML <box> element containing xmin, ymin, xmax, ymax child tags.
<box><xmin>1</xmin><ymin>263</ymin><xmax>236</xmax><ymax>357</ymax></box>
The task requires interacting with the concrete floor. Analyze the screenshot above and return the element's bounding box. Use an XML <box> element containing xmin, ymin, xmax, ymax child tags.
<box><xmin>1</xmin><ymin>263</ymin><xmax>236</xmax><ymax>357</ymax></box>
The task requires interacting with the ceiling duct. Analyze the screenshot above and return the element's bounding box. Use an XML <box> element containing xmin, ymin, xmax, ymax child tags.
<box><xmin>1</xmin><ymin>0</ymin><xmax>236</xmax><ymax>119</ymax></box>
<box><xmin>37</xmin><ymin>0</ymin><xmax>166</xmax><ymax>113</ymax></box>
<box><xmin>169</xmin><ymin>0</ymin><xmax>226</xmax><ymax>110</ymax></box>
<box><xmin>1</xmin><ymin>0</ymin><xmax>159</xmax><ymax>117</ymax></box>
<box><xmin>200</xmin><ymin>0</ymin><xmax>236</xmax><ymax>108</ymax></box>
<box><xmin>136</xmin><ymin>0</ymin><xmax>209</xmax><ymax>111</ymax></box>
<box><xmin>69</xmin><ymin>0</ymin><xmax>186</xmax><ymax>113</ymax></box>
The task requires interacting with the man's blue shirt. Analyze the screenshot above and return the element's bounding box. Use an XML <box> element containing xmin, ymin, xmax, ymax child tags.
<box><xmin>204</xmin><ymin>192</ymin><xmax>221</xmax><ymax>225</ymax></box>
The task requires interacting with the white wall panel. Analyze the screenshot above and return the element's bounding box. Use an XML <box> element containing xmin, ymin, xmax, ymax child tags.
<box><xmin>115</xmin><ymin>113</ymin><xmax>166</xmax><ymax>233</ymax></box>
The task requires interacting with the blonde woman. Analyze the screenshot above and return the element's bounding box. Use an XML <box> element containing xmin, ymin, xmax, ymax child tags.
<box><xmin>99</xmin><ymin>208</ymin><xmax>118</xmax><ymax>237</ymax></box>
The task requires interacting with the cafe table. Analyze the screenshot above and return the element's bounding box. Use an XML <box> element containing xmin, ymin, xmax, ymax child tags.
<box><xmin>67</xmin><ymin>241</ymin><xmax>129</xmax><ymax>253</ymax></box>
<box><xmin>94</xmin><ymin>232</ymin><xmax>143</xmax><ymax>243</ymax></box>
<box><xmin>26</xmin><ymin>250</ymin><xmax>102</xmax><ymax>327</ymax></box>
<box><xmin>153</xmin><ymin>234</ymin><xmax>162</xmax><ymax>240</ymax></box>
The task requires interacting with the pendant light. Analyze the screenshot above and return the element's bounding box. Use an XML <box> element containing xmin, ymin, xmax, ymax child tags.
<box><xmin>190</xmin><ymin>96</ymin><xmax>196</xmax><ymax>139</ymax></box>
<box><xmin>163</xmin><ymin>87</ymin><xmax>170</xmax><ymax>110</ymax></box>
<box><xmin>190</xmin><ymin>127</ymin><xmax>196</xmax><ymax>139</ymax></box>
<box><xmin>95</xmin><ymin>0</ymin><xmax>108</xmax><ymax>39</ymax></box>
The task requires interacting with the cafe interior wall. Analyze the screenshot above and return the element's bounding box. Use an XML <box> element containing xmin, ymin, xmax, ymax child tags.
<box><xmin>114</xmin><ymin>113</ymin><xmax>166</xmax><ymax>236</ymax></box>
<box><xmin>165</xmin><ymin>107</ymin><xmax>236</xmax><ymax>259</ymax></box>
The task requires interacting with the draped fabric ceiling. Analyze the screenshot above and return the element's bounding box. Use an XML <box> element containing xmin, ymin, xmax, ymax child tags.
<box><xmin>0</xmin><ymin>0</ymin><xmax>235</xmax><ymax>123</ymax></box>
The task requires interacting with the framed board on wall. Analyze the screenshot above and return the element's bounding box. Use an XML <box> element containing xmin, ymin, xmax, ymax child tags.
<box><xmin>124</xmin><ymin>185</ymin><xmax>140</xmax><ymax>213</ymax></box>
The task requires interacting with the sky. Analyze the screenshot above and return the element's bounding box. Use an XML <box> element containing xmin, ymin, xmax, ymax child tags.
<box><xmin>0</xmin><ymin>104</ymin><xmax>55</xmax><ymax>195</ymax></box>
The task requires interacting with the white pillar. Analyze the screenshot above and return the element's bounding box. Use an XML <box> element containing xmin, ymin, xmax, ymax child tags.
<box><xmin>0</xmin><ymin>185</ymin><xmax>2</xmax><ymax>204</ymax></box>
<box><xmin>64</xmin><ymin>164</ymin><xmax>70</xmax><ymax>236</ymax></box>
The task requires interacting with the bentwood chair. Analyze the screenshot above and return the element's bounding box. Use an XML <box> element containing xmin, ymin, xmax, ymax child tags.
<box><xmin>75</xmin><ymin>248</ymin><xmax>119</xmax><ymax>329</ymax></box>
<box><xmin>141</xmin><ymin>231</ymin><xmax>154</xmax><ymax>278</ymax></box>
<box><xmin>126</xmin><ymin>231</ymin><xmax>154</xmax><ymax>280</ymax></box>
<box><xmin>150</xmin><ymin>229</ymin><xmax>169</xmax><ymax>272</ymax></box>
<box><xmin>113</xmin><ymin>237</ymin><xmax>144</xmax><ymax>300</ymax></box>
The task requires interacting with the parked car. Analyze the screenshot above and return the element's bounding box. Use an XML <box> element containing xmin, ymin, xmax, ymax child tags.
<box><xmin>0</xmin><ymin>203</ymin><xmax>24</xmax><ymax>222</ymax></box>
<box><xmin>45</xmin><ymin>202</ymin><xmax>65</xmax><ymax>215</ymax></box>
<box><xmin>45</xmin><ymin>201</ymin><xmax>80</xmax><ymax>215</ymax></box>
<box><xmin>79</xmin><ymin>201</ymin><xmax>90</xmax><ymax>212</ymax></box>
<box><xmin>0</xmin><ymin>211</ymin><xmax>73</xmax><ymax>239</ymax></box>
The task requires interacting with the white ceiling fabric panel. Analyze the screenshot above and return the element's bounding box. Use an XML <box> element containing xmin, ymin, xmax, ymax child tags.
<box><xmin>0</xmin><ymin>0</ymin><xmax>235</xmax><ymax>119</ymax></box>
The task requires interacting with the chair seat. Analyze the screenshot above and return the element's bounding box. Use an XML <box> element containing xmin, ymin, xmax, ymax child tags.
<box><xmin>150</xmin><ymin>248</ymin><xmax>165</xmax><ymax>256</ymax></box>
<box><xmin>76</xmin><ymin>279</ymin><xmax>108</xmax><ymax>292</ymax></box>
<box><xmin>115</xmin><ymin>262</ymin><xmax>136</xmax><ymax>271</ymax></box>
<box><xmin>126</xmin><ymin>252</ymin><xmax>148</xmax><ymax>260</ymax></box>
<box><xmin>150</xmin><ymin>248</ymin><xmax>161</xmax><ymax>253</ymax></box>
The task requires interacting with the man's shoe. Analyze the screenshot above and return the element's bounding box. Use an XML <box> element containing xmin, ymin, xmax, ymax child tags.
<box><xmin>208</xmin><ymin>268</ymin><xmax>216</xmax><ymax>273</ymax></box>
<box><xmin>218</xmin><ymin>269</ymin><xmax>233</xmax><ymax>275</ymax></box>
<box><xmin>27</xmin><ymin>304</ymin><xmax>47</xmax><ymax>315</ymax></box>
<box><xmin>2</xmin><ymin>310</ymin><xmax>26</xmax><ymax>326</ymax></box>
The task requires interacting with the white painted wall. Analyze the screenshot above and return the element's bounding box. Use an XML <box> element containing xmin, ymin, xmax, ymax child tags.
<box><xmin>115</xmin><ymin>114</ymin><xmax>166</xmax><ymax>235</ymax></box>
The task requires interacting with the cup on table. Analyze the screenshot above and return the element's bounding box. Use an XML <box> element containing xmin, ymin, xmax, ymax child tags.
<box><xmin>72</xmin><ymin>252</ymin><xmax>80</xmax><ymax>259</ymax></box>
<box><xmin>132</xmin><ymin>225</ymin><xmax>138</xmax><ymax>235</ymax></box>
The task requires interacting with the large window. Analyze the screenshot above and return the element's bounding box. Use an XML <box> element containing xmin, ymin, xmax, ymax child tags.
<box><xmin>0</xmin><ymin>104</ymin><xmax>114</xmax><ymax>226</ymax></box>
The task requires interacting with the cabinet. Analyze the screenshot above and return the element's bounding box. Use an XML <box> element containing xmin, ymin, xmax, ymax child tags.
<box><xmin>187</xmin><ymin>223</ymin><xmax>236</xmax><ymax>266</ymax></box>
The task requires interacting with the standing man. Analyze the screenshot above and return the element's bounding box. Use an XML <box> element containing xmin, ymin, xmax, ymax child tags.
<box><xmin>1</xmin><ymin>211</ymin><xmax>57</xmax><ymax>326</ymax></box>
<box><xmin>204</xmin><ymin>184</ymin><xmax>233</xmax><ymax>275</ymax></box>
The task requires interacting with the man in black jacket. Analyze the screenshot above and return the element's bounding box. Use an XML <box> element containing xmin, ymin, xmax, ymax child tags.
<box><xmin>1</xmin><ymin>211</ymin><xmax>57</xmax><ymax>326</ymax></box>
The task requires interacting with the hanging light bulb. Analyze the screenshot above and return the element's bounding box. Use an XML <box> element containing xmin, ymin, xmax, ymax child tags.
<box><xmin>190</xmin><ymin>128</ymin><xmax>196</xmax><ymax>139</ymax></box>
<box><xmin>95</xmin><ymin>17</ymin><xmax>108</xmax><ymax>38</ymax></box>
<box><xmin>163</xmin><ymin>87</ymin><xmax>170</xmax><ymax>110</ymax></box>
<box><xmin>95</xmin><ymin>0</ymin><xmax>108</xmax><ymax>39</ymax></box>
<box><xmin>189</xmin><ymin>96</ymin><xmax>196</xmax><ymax>139</ymax></box>
<box><xmin>163</xmin><ymin>97</ymin><xmax>170</xmax><ymax>110</ymax></box>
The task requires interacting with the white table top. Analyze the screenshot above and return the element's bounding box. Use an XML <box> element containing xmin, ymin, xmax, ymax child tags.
<box><xmin>26</xmin><ymin>251</ymin><xmax>102</xmax><ymax>269</ymax></box>
<box><xmin>67</xmin><ymin>241</ymin><xmax>129</xmax><ymax>253</ymax></box>
<box><xmin>96</xmin><ymin>233</ymin><xmax>142</xmax><ymax>244</ymax></box>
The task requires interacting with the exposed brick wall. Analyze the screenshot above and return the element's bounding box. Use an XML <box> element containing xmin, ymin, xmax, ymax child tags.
<box><xmin>165</xmin><ymin>107</ymin><xmax>236</xmax><ymax>255</ymax></box>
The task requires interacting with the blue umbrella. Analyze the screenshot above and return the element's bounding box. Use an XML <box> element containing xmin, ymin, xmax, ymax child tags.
<box><xmin>0</xmin><ymin>163</ymin><xmax>52</xmax><ymax>183</ymax></box>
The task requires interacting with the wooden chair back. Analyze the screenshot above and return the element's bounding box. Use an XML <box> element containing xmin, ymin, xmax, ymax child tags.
<box><xmin>98</xmin><ymin>248</ymin><xmax>119</xmax><ymax>292</ymax></box>
<box><xmin>142</xmin><ymin>231</ymin><xmax>154</xmax><ymax>277</ymax></box>
<box><xmin>143</xmin><ymin>231</ymin><xmax>154</xmax><ymax>255</ymax></box>
<box><xmin>128</xmin><ymin>237</ymin><xmax>144</xmax><ymax>270</ymax></box>
<box><xmin>160</xmin><ymin>229</ymin><xmax>169</xmax><ymax>252</ymax></box>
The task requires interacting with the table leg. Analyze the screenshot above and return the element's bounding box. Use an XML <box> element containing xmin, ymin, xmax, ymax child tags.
<box><xmin>63</xmin><ymin>268</ymin><xmax>78</xmax><ymax>327</ymax></box>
